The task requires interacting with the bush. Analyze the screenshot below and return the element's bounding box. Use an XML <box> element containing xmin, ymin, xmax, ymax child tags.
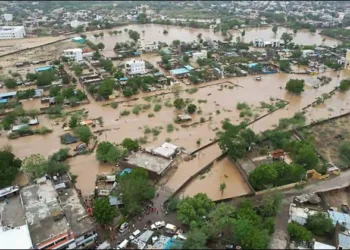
<box><xmin>339</xmin><ymin>141</ymin><xmax>350</xmax><ymax>165</ymax></box>
<box><xmin>132</xmin><ymin>105</ymin><xmax>142</xmax><ymax>115</ymax></box>
<box><xmin>167</xmin><ymin>124</ymin><xmax>174</xmax><ymax>133</ymax></box>
<box><xmin>34</xmin><ymin>126</ymin><xmax>53</xmax><ymax>135</ymax></box>
<box><xmin>187</xmin><ymin>104</ymin><xmax>197</xmax><ymax>114</ymax></box>
<box><xmin>111</xmin><ymin>103</ymin><xmax>119</xmax><ymax>109</ymax></box>
<box><xmin>287</xmin><ymin>223</ymin><xmax>312</xmax><ymax>243</ymax></box>
<box><xmin>339</xmin><ymin>79</ymin><xmax>350</xmax><ymax>92</ymax></box>
<box><xmin>49</xmin><ymin>148</ymin><xmax>70</xmax><ymax>162</ymax></box>
<box><xmin>285</xmin><ymin>79</ymin><xmax>305</xmax><ymax>94</ymax></box>
<box><xmin>120</xmin><ymin>110</ymin><xmax>130</xmax><ymax>116</ymax></box>
<box><xmin>236</xmin><ymin>102</ymin><xmax>250</xmax><ymax>110</ymax></box>
<box><xmin>154</xmin><ymin>104</ymin><xmax>162</xmax><ymax>112</ymax></box>
<box><xmin>4</xmin><ymin>78</ymin><xmax>17</xmax><ymax>89</ymax></box>
<box><xmin>148</xmin><ymin>113</ymin><xmax>154</xmax><ymax>118</ymax></box>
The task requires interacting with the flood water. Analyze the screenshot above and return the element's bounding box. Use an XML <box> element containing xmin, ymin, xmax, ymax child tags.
<box><xmin>179</xmin><ymin>156</ymin><xmax>252</xmax><ymax>201</ymax></box>
<box><xmin>5</xmin><ymin>68</ymin><xmax>350</xmax><ymax>196</ymax></box>
<box><xmin>86</xmin><ymin>24</ymin><xmax>341</xmax><ymax>58</ymax></box>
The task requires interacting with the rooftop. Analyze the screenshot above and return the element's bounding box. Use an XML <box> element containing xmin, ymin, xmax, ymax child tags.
<box><xmin>151</xmin><ymin>142</ymin><xmax>179</xmax><ymax>159</ymax></box>
<box><xmin>0</xmin><ymin>194</ymin><xmax>26</xmax><ymax>227</ymax></box>
<box><xmin>35</xmin><ymin>66</ymin><xmax>52</xmax><ymax>73</ymax></box>
<box><xmin>124</xmin><ymin>151</ymin><xmax>173</xmax><ymax>175</ymax></box>
<box><xmin>0</xmin><ymin>26</ymin><xmax>24</xmax><ymax>31</ymax></box>
<box><xmin>339</xmin><ymin>232</ymin><xmax>350</xmax><ymax>249</ymax></box>
<box><xmin>170</xmin><ymin>68</ymin><xmax>189</xmax><ymax>75</ymax></box>
<box><xmin>0</xmin><ymin>225</ymin><xmax>33</xmax><ymax>249</ymax></box>
<box><xmin>21</xmin><ymin>179</ymin><xmax>69</xmax><ymax>246</ymax></box>
<box><xmin>153</xmin><ymin>235</ymin><xmax>171</xmax><ymax>249</ymax></box>
<box><xmin>58</xmin><ymin>184</ymin><xmax>95</xmax><ymax>237</ymax></box>
<box><xmin>328</xmin><ymin>210</ymin><xmax>350</xmax><ymax>229</ymax></box>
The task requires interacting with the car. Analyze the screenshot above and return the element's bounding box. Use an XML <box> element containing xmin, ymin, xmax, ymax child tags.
<box><xmin>151</xmin><ymin>221</ymin><xmax>165</xmax><ymax>230</ymax></box>
<box><xmin>129</xmin><ymin>229</ymin><xmax>141</xmax><ymax>240</ymax></box>
<box><xmin>119</xmin><ymin>222</ymin><xmax>129</xmax><ymax>233</ymax></box>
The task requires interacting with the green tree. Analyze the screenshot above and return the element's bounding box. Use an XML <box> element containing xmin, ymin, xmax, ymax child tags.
<box><xmin>93</xmin><ymin>197</ymin><xmax>118</xmax><ymax>225</ymax></box>
<box><xmin>219</xmin><ymin>182</ymin><xmax>226</xmax><ymax>196</ymax></box>
<box><xmin>80</xmin><ymin>34</ymin><xmax>87</xmax><ymax>39</ymax></box>
<box><xmin>118</xmin><ymin>168</ymin><xmax>156</xmax><ymax>216</ymax></box>
<box><xmin>36</xmin><ymin>70</ymin><xmax>56</xmax><ymax>86</ymax></box>
<box><xmin>218</xmin><ymin>122</ymin><xmax>256</xmax><ymax>160</ymax></box>
<box><xmin>21</xmin><ymin>154</ymin><xmax>48</xmax><ymax>179</ymax></box>
<box><xmin>187</xmin><ymin>104</ymin><xmax>197</xmax><ymax>114</ymax></box>
<box><xmin>96</xmin><ymin>141</ymin><xmax>127</xmax><ymax>164</ymax></box>
<box><xmin>279</xmin><ymin>61</ymin><xmax>291</xmax><ymax>72</ymax></box>
<box><xmin>183</xmin><ymin>228</ymin><xmax>208</xmax><ymax>249</ymax></box>
<box><xmin>208</xmin><ymin>203</ymin><xmax>235</xmax><ymax>238</ymax></box>
<box><xmin>339</xmin><ymin>79</ymin><xmax>350</xmax><ymax>92</ymax></box>
<box><xmin>241</xmin><ymin>29</ymin><xmax>245</xmax><ymax>37</ymax></box>
<box><xmin>97</xmin><ymin>42</ymin><xmax>105</xmax><ymax>50</ymax></box>
<box><xmin>92</xmin><ymin>50</ymin><xmax>101</xmax><ymax>60</ymax></box>
<box><xmin>98</xmin><ymin>78</ymin><xmax>115</xmax><ymax>99</ymax></box>
<box><xmin>128</xmin><ymin>30</ymin><xmax>140</xmax><ymax>42</ymax></box>
<box><xmin>69</xmin><ymin>115</ymin><xmax>78</xmax><ymax>128</ymax></box>
<box><xmin>0</xmin><ymin>151</ymin><xmax>22</xmax><ymax>188</ymax></box>
<box><xmin>61</xmin><ymin>75</ymin><xmax>70</xmax><ymax>85</ymax></box>
<box><xmin>62</xmin><ymin>87</ymin><xmax>75</xmax><ymax>99</ymax></box>
<box><xmin>305</xmin><ymin>212</ymin><xmax>334</xmax><ymax>236</ymax></box>
<box><xmin>183</xmin><ymin>55</ymin><xmax>190</xmax><ymax>63</ymax></box>
<box><xmin>249</xmin><ymin>163</ymin><xmax>278</xmax><ymax>190</ymax></box>
<box><xmin>177</xmin><ymin>193</ymin><xmax>215</xmax><ymax>228</ymax></box>
<box><xmin>121</xmin><ymin>138</ymin><xmax>139</xmax><ymax>152</ymax></box>
<box><xmin>339</xmin><ymin>141</ymin><xmax>350</xmax><ymax>164</ymax></box>
<box><xmin>137</xmin><ymin>13</ymin><xmax>148</xmax><ymax>24</ymax></box>
<box><xmin>4</xmin><ymin>78</ymin><xmax>17</xmax><ymax>89</ymax></box>
<box><xmin>99</xmin><ymin>32</ymin><xmax>104</xmax><ymax>38</ymax></box>
<box><xmin>72</xmin><ymin>64</ymin><xmax>83</xmax><ymax>77</ymax></box>
<box><xmin>49</xmin><ymin>148</ymin><xmax>70</xmax><ymax>162</ymax></box>
<box><xmin>93</xmin><ymin>34</ymin><xmax>99</xmax><ymax>39</ymax></box>
<box><xmin>73</xmin><ymin>126</ymin><xmax>92</xmax><ymax>145</ymax></box>
<box><xmin>122</xmin><ymin>87</ymin><xmax>134</xmax><ymax>97</ymax></box>
<box><xmin>114</xmin><ymin>71</ymin><xmax>124</xmax><ymax>79</ymax></box>
<box><xmin>174</xmin><ymin>98</ymin><xmax>186</xmax><ymax>110</ymax></box>
<box><xmin>285</xmin><ymin>79</ymin><xmax>305</xmax><ymax>94</ymax></box>
<box><xmin>294</xmin><ymin>142</ymin><xmax>318</xmax><ymax>170</ymax></box>
<box><xmin>287</xmin><ymin>222</ymin><xmax>312</xmax><ymax>243</ymax></box>
<box><xmin>172</xmin><ymin>40</ymin><xmax>180</xmax><ymax>46</ymax></box>
<box><xmin>26</xmin><ymin>73</ymin><xmax>37</xmax><ymax>81</ymax></box>
<box><xmin>281</xmin><ymin>32</ymin><xmax>293</xmax><ymax>45</ymax></box>
<box><xmin>272</xmin><ymin>25</ymin><xmax>278</xmax><ymax>34</ymax></box>
<box><xmin>259</xmin><ymin>193</ymin><xmax>283</xmax><ymax>217</ymax></box>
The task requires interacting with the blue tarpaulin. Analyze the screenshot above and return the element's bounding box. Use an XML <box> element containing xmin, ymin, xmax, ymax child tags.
<box><xmin>0</xmin><ymin>91</ymin><xmax>17</xmax><ymax>99</ymax></box>
<box><xmin>119</xmin><ymin>77</ymin><xmax>128</xmax><ymax>81</ymax></box>
<box><xmin>184</xmin><ymin>65</ymin><xmax>194</xmax><ymax>71</ymax></box>
<box><xmin>170</xmin><ymin>68</ymin><xmax>189</xmax><ymax>75</ymax></box>
<box><xmin>120</xmin><ymin>168</ymin><xmax>132</xmax><ymax>176</ymax></box>
<box><xmin>35</xmin><ymin>66</ymin><xmax>52</xmax><ymax>73</ymax></box>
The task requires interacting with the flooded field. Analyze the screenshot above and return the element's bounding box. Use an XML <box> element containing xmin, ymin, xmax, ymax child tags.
<box><xmin>0</xmin><ymin>36</ymin><xmax>67</xmax><ymax>56</ymax></box>
<box><xmin>86</xmin><ymin>24</ymin><xmax>341</xmax><ymax>57</ymax></box>
<box><xmin>179</xmin><ymin>156</ymin><xmax>252</xmax><ymax>201</ymax></box>
<box><xmin>4</xmin><ymin>67</ymin><xmax>350</xmax><ymax>196</ymax></box>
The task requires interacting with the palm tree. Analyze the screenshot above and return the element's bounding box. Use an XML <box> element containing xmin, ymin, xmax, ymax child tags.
<box><xmin>220</xmin><ymin>182</ymin><xmax>226</xmax><ymax>196</ymax></box>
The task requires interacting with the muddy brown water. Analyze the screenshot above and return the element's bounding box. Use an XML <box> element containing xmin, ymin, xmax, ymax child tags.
<box><xmin>3</xmin><ymin>65</ymin><xmax>350</xmax><ymax>196</ymax></box>
<box><xmin>85</xmin><ymin>24</ymin><xmax>341</xmax><ymax>58</ymax></box>
<box><xmin>179</xmin><ymin>156</ymin><xmax>251</xmax><ymax>201</ymax></box>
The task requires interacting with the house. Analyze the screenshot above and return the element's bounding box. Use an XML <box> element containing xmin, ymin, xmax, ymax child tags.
<box><xmin>302</xmin><ymin>50</ymin><xmax>316</xmax><ymax>58</ymax></box>
<box><xmin>254</xmin><ymin>38</ymin><xmax>264</xmax><ymax>47</ymax></box>
<box><xmin>62</xmin><ymin>48</ymin><xmax>83</xmax><ymax>62</ymax></box>
<box><xmin>34</xmin><ymin>66</ymin><xmax>53</xmax><ymax>73</ymax></box>
<box><xmin>170</xmin><ymin>68</ymin><xmax>189</xmax><ymax>77</ymax></box>
<box><xmin>328</xmin><ymin>211</ymin><xmax>350</xmax><ymax>230</ymax></box>
<box><xmin>60</xmin><ymin>133</ymin><xmax>78</xmax><ymax>144</ymax></box>
<box><xmin>177</xmin><ymin>114</ymin><xmax>192</xmax><ymax>121</ymax></box>
<box><xmin>0</xmin><ymin>91</ymin><xmax>17</xmax><ymax>101</ymax></box>
<box><xmin>125</xmin><ymin>60</ymin><xmax>146</xmax><ymax>75</ymax></box>
<box><xmin>192</xmin><ymin>50</ymin><xmax>207</xmax><ymax>61</ymax></box>
<box><xmin>141</xmin><ymin>40</ymin><xmax>158</xmax><ymax>52</ymax></box>
<box><xmin>151</xmin><ymin>142</ymin><xmax>180</xmax><ymax>159</ymax></box>
<box><xmin>0</xmin><ymin>26</ymin><xmax>26</xmax><ymax>39</ymax></box>
<box><xmin>72</xmin><ymin>37</ymin><xmax>85</xmax><ymax>44</ymax></box>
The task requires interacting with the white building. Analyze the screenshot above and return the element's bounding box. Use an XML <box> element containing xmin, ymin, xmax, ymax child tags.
<box><xmin>254</xmin><ymin>38</ymin><xmax>264</xmax><ymax>47</ymax></box>
<box><xmin>125</xmin><ymin>60</ymin><xmax>146</xmax><ymax>75</ymax></box>
<box><xmin>192</xmin><ymin>50</ymin><xmax>208</xmax><ymax>61</ymax></box>
<box><xmin>62</xmin><ymin>48</ymin><xmax>83</xmax><ymax>61</ymax></box>
<box><xmin>141</xmin><ymin>40</ymin><xmax>158</xmax><ymax>52</ymax></box>
<box><xmin>0</xmin><ymin>26</ymin><xmax>25</xmax><ymax>39</ymax></box>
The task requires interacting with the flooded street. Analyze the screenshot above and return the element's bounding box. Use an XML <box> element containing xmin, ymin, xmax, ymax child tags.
<box><xmin>179</xmin><ymin>156</ymin><xmax>252</xmax><ymax>201</ymax></box>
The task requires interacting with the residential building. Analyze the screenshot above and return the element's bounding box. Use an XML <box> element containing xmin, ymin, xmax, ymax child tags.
<box><xmin>141</xmin><ymin>40</ymin><xmax>158</xmax><ymax>52</ymax></box>
<box><xmin>125</xmin><ymin>59</ymin><xmax>146</xmax><ymax>75</ymax></box>
<box><xmin>63</xmin><ymin>48</ymin><xmax>83</xmax><ymax>62</ymax></box>
<box><xmin>254</xmin><ymin>38</ymin><xmax>264</xmax><ymax>47</ymax></box>
<box><xmin>192</xmin><ymin>50</ymin><xmax>208</xmax><ymax>61</ymax></box>
<box><xmin>0</xmin><ymin>26</ymin><xmax>25</xmax><ymax>39</ymax></box>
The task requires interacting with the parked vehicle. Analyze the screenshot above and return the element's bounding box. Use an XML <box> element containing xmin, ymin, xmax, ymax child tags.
<box><xmin>116</xmin><ymin>239</ymin><xmax>129</xmax><ymax>249</ymax></box>
<box><xmin>165</xmin><ymin>223</ymin><xmax>177</xmax><ymax>234</ymax></box>
<box><xmin>255</xmin><ymin>76</ymin><xmax>262</xmax><ymax>81</ymax></box>
<box><xmin>151</xmin><ymin>221</ymin><xmax>165</xmax><ymax>230</ymax></box>
<box><xmin>129</xmin><ymin>229</ymin><xmax>141</xmax><ymax>240</ymax></box>
<box><xmin>119</xmin><ymin>222</ymin><xmax>128</xmax><ymax>233</ymax></box>
<box><xmin>97</xmin><ymin>241</ymin><xmax>111</xmax><ymax>249</ymax></box>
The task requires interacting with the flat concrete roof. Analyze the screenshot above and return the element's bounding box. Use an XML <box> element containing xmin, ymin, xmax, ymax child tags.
<box><xmin>59</xmin><ymin>186</ymin><xmax>95</xmax><ymax>237</ymax></box>
<box><xmin>0</xmin><ymin>195</ymin><xmax>26</xmax><ymax>227</ymax></box>
<box><xmin>125</xmin><ymin>151</ymin><xmax>172</xmax><ymax>175</ymax></box>
<box><xmin>0</xmin><ymin>225</ymin><xmax>33</xmax><ymax>249</ymax></box>
<box><xmin>21</xmin><ymin>179</ymin><xmax>69</xmax><ymax>246</ymax></box>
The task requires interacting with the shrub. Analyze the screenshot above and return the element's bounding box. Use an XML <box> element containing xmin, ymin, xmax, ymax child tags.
<box><xmin>287</xmin><ymin>223</ymin><xmax>312</xmax><ymax>243</ymax></box>
<box><xmin>339</xmin><ymin>79</ymin><xmax>350</xmax><ymax>92</ymax></box>
<box><xmin>111</xmin><ymin>103</ymin><xmax>119</xmax><ymax>109</ymax></box>
<box><xmin>167</xmin><ymin>124</ymin><xmax>174</xmax><ymax>133</ymax></box>
<box><xmin>154</xmin><ymin>104</ymin><xmax>162</xmax><ymax>112</ymax></box>
<box><xmin>34</xmin><ymin>126</ymin><xmax>53</xmax><ymax>135</ymax></box>
<box><xmin>236</xmin><ymin>102</ymin><xmax>250</xmax><ymax>110</ymax></box>
<box><xmin>187</xmin><ymin>104</ymin><xmax>197</xmax><ymax>114</ymax></box>
<box><xmin>132</xmin><ymin>105</ymin><xmax>142</xmax><ymax>115</ymax></box>
<box><xmin>305</xmin><ymin>212</ymin><xmax>334</xmax><ymax>236</ymax></box>
<box><xmin>120</xmin><ymin>110</ymin><xmax>130</xmax><ymax>116</ymax></box>
<box><xmin>142</xmin><ymin>104</ymin><xmax>151</xmax><ymax>110</ymax></box>
<box><xmin>148</xmin><ymin>113</ymin><xmax>154</xmax><ymax>118</ymax></box>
